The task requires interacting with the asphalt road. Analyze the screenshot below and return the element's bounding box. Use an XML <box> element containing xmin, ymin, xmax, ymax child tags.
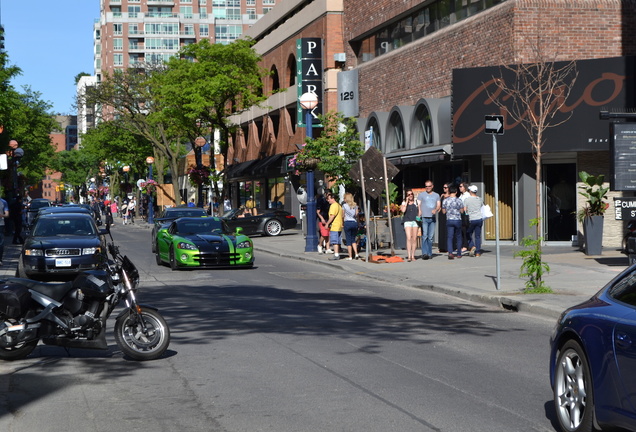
<box><xmin>0</xmin><ymin>227</ymin><xmax>561</xmax><ymax>431</ymax></box>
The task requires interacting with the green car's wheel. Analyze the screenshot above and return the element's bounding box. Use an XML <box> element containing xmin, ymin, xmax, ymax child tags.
<box><xmin>155</xmin><ymin>250</ymin><xmax>163</xmax><ymax>266</ymax></box>
<box><xmin>169</xmin><ymin>246</ymin><xmax>179</xmax><ymax>271</ymax></box>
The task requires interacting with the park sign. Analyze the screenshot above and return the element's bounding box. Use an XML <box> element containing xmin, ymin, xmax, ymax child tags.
<box><xmin>297</xmin><ymin>38</ymin><xmax>323</xmax><ymax>127</ymax></box>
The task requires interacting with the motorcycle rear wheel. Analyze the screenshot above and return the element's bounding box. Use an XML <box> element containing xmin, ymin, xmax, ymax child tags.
<box><xmin>0</xmin><ymin>317</ymin><xmax>39</xmax><ymax>361</ymax></box>
<box><xmin>114</xmin><ymin>307</ymin><xmax>170</xmax><ymax>361</ymax></box>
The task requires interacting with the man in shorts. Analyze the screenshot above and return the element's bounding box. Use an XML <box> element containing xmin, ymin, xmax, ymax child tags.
<box><xmin>325</xmin><ymin>193</ymin><xmax>344</xmax><ymax>260</ymax></box>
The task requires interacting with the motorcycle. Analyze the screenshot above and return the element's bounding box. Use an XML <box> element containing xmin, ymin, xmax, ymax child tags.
<box><xmin>0</xmin><ymin>236</ymin><xmax>170</xmax><ymax>361</ymax></box>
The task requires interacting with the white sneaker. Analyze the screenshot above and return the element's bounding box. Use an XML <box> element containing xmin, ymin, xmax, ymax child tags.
<box><xmin>318</xmin><ymin>245</ymin><xmax>323</xmax><ymax>253</ymax></box>
<box><xmin>346</xmin><ymin>257</ymin><xmax>353</xmax><ymax>260</ymax></box>
<box><xmin>326</xmin><ymin>249</ymin><xmax>334</xmax><ymax>254</ymax></box>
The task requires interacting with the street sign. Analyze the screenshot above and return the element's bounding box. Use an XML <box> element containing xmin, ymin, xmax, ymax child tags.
<box><xmin>485</xmin><ymin>115</ymin><xmax>504</xmax><ymax>135</ymax></box>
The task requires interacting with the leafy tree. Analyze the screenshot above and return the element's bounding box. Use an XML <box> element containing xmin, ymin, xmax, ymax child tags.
<box><xmin>294</xmin><ymin>111</ymin><xmax>364</xmax><ymax>189</ymax></box>
<box><xmin>74</xmin><ymin>72</ymin><xmax>91</xmax><ymax>85</ymax></box>
<box><xmin>156</xmin><ymin>38</ymin><xmax>267</xmax><ymax>160</ymax></box>
<box><xmin>78</xmin><ymin>120</ymin><xmax>154</xmax><ymax>198</ymax></box>
<box><xmin>83</xmin><ymin>66</ymin><xmax>188</xmax><ymax>205</ymax></box>
<box><xmin>49</xmin><ymin>149</ymin><xmax>101</xmax><ymax>200</ymax></box>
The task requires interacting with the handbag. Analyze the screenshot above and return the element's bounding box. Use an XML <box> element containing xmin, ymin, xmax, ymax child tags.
<box><xmin>481</xmin><ymin>204</ymin><xmax>493</xmax><ymax>219</ymax></box>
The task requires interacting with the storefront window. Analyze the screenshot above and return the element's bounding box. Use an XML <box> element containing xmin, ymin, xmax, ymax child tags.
<box><xmin>268</xmin><ymin>178</ymin><xmax>286</xmax><ymax>209</ymax></box>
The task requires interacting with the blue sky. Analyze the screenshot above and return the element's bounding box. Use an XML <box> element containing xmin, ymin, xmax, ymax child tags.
<box><xmin>2</xmin><ymin>0</ymin><xmax>100</xmax><ymax>114</ymax></box>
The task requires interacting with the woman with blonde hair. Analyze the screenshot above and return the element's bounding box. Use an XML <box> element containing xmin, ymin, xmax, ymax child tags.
<box><xmin>342</xmin><ymin>192</ymin><xmax>360</xmax><ymax>260</ymax></box>
<box><xmin>400</xmin><ymin>189</ymin><xmax>419</xmax><ymax>261</ymax></box>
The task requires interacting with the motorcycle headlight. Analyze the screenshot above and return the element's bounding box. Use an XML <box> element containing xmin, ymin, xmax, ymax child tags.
<box><xmin>237</xmin><ymin>240</ymin><xmax>252</xmax><ymax>249</ymax></box>
<box><xmin>83</xmin><ymin>247</ymin><xmax>101</xmax><ymax>255</ymax></box>
<box><xmin>177</xmin><ymin>242</ymin><xmax>198</xmax><ymax>251</ymax></box>
<box><xmin>24</xmin><ymin>249</ymin><xmax>44</xmax><ymax>256</ymax></box>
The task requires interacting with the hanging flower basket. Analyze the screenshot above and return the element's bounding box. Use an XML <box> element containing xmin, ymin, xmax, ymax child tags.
<box><xmin>140</xmin><ymin>179</ymin><xmax>158</xmax><ymax>194</ymax></box>
<box><xmin>297</xmin><ymin>156</ymin><xmax>319</xmax><ymax>171</ymax></box>
<box><xmin>188</xmin><ymin>165</ymin><xmax>212</xmax><ymax>186</ymax></box>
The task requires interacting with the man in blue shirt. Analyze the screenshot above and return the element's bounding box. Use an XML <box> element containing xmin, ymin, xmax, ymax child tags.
<box><xmin>417</xmin><ymin>180</ymin><xmax>441</xmax><ymax>260</ymax></box>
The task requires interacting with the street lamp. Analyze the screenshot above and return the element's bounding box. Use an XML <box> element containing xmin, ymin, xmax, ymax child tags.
<box><xmin>122</xmin><ymin>165</ymin><xmax>130</xmax><ymax>196</ymax></box>
<box><xmin>146</xmin><ymin>156</ymin><xmax>155</xmax><ymax>224</ymax></box>
<box><xmin>194</xmin><ymin>136</ymin><xmax>206</xmax><ymax>208</ymax></box>
<box><xmin>299</xmin><ymin>92</ymin><xmax>319</xmax><ymax>253</ymax></box>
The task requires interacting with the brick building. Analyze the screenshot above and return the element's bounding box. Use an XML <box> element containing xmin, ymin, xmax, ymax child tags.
<box><xmin>225</xmin><ymin>0</ymin><xmax>636</xmax><ymax>248</ymax></box>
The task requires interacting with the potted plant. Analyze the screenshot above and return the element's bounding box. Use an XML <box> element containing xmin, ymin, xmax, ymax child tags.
<box><xmin>577</xmin><ymin>171</ymin><xmax>609</xmax><ymax>255</ymax></box>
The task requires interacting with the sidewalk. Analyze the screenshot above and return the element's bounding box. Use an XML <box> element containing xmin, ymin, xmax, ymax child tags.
<box><xmin>250</xmin><ymin>229</ymin><xmax>629</xmax><ymax>319</ymax></box>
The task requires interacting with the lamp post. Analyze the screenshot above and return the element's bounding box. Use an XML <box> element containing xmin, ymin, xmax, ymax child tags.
<box><xmin>122</xmin><ymin>165</ymin><xmax>130</xmax><ymax>197</ymax></box>
<box><xmin>146</xmin><ymin>156</ymin><xmax>155</xmax><ymax>224</ymax></box>
<box><xmin>299</xmin><ymin>92</ymin><xmax>319</xmax><ymax>252</ymax></box>
<box><xmin>194</xmin><ymin>136</ymin><xmax>206</xmax><ymax>208</ymax></box>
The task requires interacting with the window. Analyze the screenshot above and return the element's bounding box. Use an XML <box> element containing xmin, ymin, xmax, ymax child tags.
<box><xmin>114</xmin><ymin>54</ymin><xmax>123</xmax><ymax>66</ymax></box>
<box><xmin>200</xmin><ymin>24</ymin><xmax>209</xmax><ymax>36</ymax></box>
<box><xmin>215</xmin><ymin>25</ymin><xmax>241</xmax><ymax>44</ymax></box>
<box><xmin>199</xmin><ymin>0</ymin><xmax>207</xmax><ymax>4</ymax></box>
<box><xmin>180</xmin><ymin>6</ymin><xmax>193</xmax><ymax>18</ymax></box>
<box><xmin>146</xmin><ymin>38</ymin><xmax>180</xmax><ymax>50</ymax></box>
<box><xmin>247</xmin><ymin>8</ymin><xmax>256</xmax><ymax>19</ymax></box>
<box><xmin>113</xmin><ymin>38</ymin><xmax>123</xmax><ymax>51</ymax></box>
<box><xmin>113</xmin><ymin>23</ymin><xmax>123</xmax><ymax>35</ymax></box>
<box><xmin>263</xmin><ymin>0</ymin><xmax>275</xmax><ymax>4</ymax></box>
<box><xmin>145</xmin><ymin>23</ymin><xmax>179</xmax><ymax>35</ymax></box>
<box><xmin>184</xmin><ymin>24</ymin><xmax>194</xmax><ymax>35</ymax></box>
<box><xmin>263</xmin><ymin>7</ymin><xmax>273</xmax><ymax>13</ymax></box>
<box><xmin>129</xmin><ymin>24</ymin><xmax>139</xmax><ymax>35</ymax></box>
<box><xmin>412</xmin><ymin>104</ymin><xmax>433</xmax><ymax>146</ymax></box>
<box><xmin>129</xmin><ymin>39</ymin><xmax>139</xmax><ymax>50</ymax></box>
<box><xmin>246</xmin><ymin>0</ymin><xmax>255</xmax><ymax>4</ymax></box>
<box><xmin>128</xmin><ymin>5</ymin><xmax>140</xmax><ymax>17</ymax></box>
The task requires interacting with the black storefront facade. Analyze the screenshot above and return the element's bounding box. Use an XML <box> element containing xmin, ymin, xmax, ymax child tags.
<box><xmin>451</xmin><ymin>55</ymin><xmax>635</xmax><ymax>245</ymax></box>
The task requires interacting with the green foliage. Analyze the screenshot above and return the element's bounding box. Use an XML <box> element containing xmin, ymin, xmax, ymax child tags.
<box><xmin>514</xmin><ymin>218</ymin><xmax>552</xmax><ymax>293</ymax></box>
<box><xmin>295</xmin><ymin>111</ymin><xmax>364</xmax><ymax>188</ymax></box>
<box><xmin>156</xmin><ymin>38</ymin><xmax>267</xmax><ymax>153</ymax></box>
<box><xmin>381</xmin><ymin>182</ymin><xmax>399</xmax><ymax>205</ymax></box>
<box><xmin>577</xmin><ymin>170</ymin><xmax>609</xmax><ymax>222</ymax></box>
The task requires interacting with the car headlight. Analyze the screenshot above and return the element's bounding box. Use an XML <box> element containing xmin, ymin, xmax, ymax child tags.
<box><xmin>177</xmin><ymin>242</ymin><xmax>198</xmax><ymax>251</ymax></box>
<box><xmin>237</xmin><ymin>240</ymin><xmax>252</xmax><ymax>249</ymax></box>
<box><xmin>83</xmin><ymin>247</ymin><xmax>101</xmax><ymax>255</ymax></box>
<box><xmin>24</xmin><ymin>249</ymin><xmax>44</xmax><ymax>256</ymax></box>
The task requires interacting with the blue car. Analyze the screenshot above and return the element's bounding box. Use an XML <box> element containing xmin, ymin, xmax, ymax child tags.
<box><xmin>550</xmin><ymin>265</ymin><xmax>636</xmax><ymax>432</ymax></box>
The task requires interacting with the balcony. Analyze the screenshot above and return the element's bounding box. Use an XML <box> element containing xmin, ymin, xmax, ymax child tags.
<box><xmin>147</xmin><ymin>0</ymin><xmax>174</xmax><ymax>4</ymax></box>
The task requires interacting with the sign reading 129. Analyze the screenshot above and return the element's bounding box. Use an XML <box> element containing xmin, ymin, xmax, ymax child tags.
<box><xmin>340</xmin><ymin>91</ymin><xmax>355</xmax><ymax>101</ymax></box>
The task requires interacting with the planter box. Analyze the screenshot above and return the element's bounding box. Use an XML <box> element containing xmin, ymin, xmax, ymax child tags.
<box><xmin>583</xmin><ymin>215</ymin><xmax>604</xmax><ymax>256</ymax></box>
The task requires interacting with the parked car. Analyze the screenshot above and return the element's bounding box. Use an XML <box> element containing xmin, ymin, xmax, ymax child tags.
<box><xmin>25</xmin><ymin>198</ymin><xmax>51</xmax><ymax>227</ymax></box>
<box><xmin>17</xmin><ymin>213</ymin><xmax>107</xmax><ymax>280</ymax></box>
<box><xmin>222</xmin><ymin>208</ymin><xmax>297</xmax><ymax>236</ymax></box>
<box><xmin>550</xmin><ymin>265</ymin><xmax>636</xmax><ymax>432</ymax></box>
<box><xmin>151</xmin><ymin>206</ymin><xmax>208</xmax><ymax>252</ymax></box>
<box><xmin>155</xmin><ymin>217</ymin><xmax>253</xmax><ymax>270</ymax></box>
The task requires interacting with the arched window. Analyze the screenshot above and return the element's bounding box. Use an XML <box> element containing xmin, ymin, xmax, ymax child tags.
<box><xmin>286</xmin><ymin>54</ymin><xmax>296</xmax><ymax>87</ymax></box>
<box><xmin>270</xmin><ymin>65</ymin><xmax>280</xmax><ymax>92</ymax></box>
<box><xmin>412</xmin><ymin>104</ymin><xmax>433</xmax><ymax>146</ymax></box>
<box><xmin>367</xmin><ymin>117</ymin><xmax>382</xmax><ymax>152</ymax></box>
<box><xmin>387</xmin><ymin>111</ymin><xmax>405</xmax><ymax>151</ymax></box>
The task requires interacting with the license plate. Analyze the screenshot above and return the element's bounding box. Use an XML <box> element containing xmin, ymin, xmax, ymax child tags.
<box><xmin>55</xmin><ymin>258</ymin><xmax>72</xmax><ymax>267</ymax></box>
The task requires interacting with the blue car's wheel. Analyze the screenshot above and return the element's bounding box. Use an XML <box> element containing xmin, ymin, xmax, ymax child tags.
<box><xmin>553</xmin><ymin>340</ymin><xmax>594</xmax><ymax>432</ymax></box>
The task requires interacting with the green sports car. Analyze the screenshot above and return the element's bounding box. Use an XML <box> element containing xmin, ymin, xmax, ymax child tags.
<box><xmin>155</xmin><ymin>217</ymin><xmax>254</xmax><ymax>270</ymax></box>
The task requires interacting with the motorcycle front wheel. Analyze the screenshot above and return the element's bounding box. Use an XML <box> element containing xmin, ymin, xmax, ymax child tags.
<box><xmin>114</xmin><ymin>307</ymin><xmax>170</xmax><ymax>361</ymax></box>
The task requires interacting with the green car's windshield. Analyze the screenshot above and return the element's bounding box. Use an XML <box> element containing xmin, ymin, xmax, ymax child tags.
<box><xmin>176</xmin><ymin>219</ymin><xmax>226</xmax><ymax>235</ymax></box>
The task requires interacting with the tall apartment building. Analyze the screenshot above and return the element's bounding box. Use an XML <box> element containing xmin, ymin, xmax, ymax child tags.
<box><xmin>94</xmin><ymin>0</ymin><xmax>278</xmax><ymax>80</ymax></box>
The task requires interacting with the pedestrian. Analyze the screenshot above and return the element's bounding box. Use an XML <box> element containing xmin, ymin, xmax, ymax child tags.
<box><xmin>417</xmin><ymin>180</ymin><xmax>441</xmax><ymax>260</ymax></box>
<box><xmin>316</xmin><ymin>193</ymin><xmax>332</xmax><ymax>254</ymax></box>
<box><xmin>9</xmin><ymin>195</ymin><xmax>24</xmax><ymax>244</ymax></box>
<box><xmin>223</xmin><ymin>196</ymin><xmax>232</xmax><ymax>212</ymax></box>
<box><xmin>458</xmin><ymin>182</ymin><xmax>471</xmax><ymax>252</ymax></box>
<box><xmin>441</xmin><ymin>185</ymin><xmax>464</xmax><ymax>259</ymax></box>
<box><xmin>0</xmin><ymin>196</ymin><xmax>8</xmax><ymax>265</ymax></box>
<box><xmin>111</xmin><ymin>199</ymin><xmax>118</xmax><ymax>219</ymax></box>
<box><xmin>342</xmin><ymin>192</ymin><xmax>360</xmax><ymax>260</ymax></box>
<box><xmin>437</xmin><ymin>182</ymin><xmax>453</xmax><ymax>253</ymax></box>
<box><xmin>121</xmin><ymin>201</ymin><xmax>129</xmax><ymax>225</ymax></box>
<box><xmin>128</xmin><ymin>197</ymin><xmax>136</xmax><ymax>223</ymax></box>
<box><xmin>188</xmin><ymin>199</ymin><xmax>196</xmax><ymax>208</ymax></box>
<box><xmin>400</xmin><ymin>189</ymin><xmax>419</xmax><ymax>262</ymax></box>
<box><xmin>464</xmin><ymin>184</ymin><xmax>484</xmax><ymax>257</ymax></box>
<box><xmin>325</xmin><ymin>192</ymin><xmax>344</xmax><ymax>260</ymax></box>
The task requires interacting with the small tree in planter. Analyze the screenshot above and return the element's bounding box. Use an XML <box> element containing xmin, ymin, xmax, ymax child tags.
<box><xmin>577</xmin><ymin>171</ymin><xmax>609</xmax><ymax>255</ymax></box>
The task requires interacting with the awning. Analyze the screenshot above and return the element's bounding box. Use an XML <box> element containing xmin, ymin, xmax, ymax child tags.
<box><xmin>250</xmin><ymin>153</ymin><xmax>285</xmax><ymax>177</ymax></box>
<box><xmin>386</xmin><ymin>144</ymin><xmax>452</xmax><ymax>166</ymax></box>
<box><xmin>222</xmin><ymin>159</ymin><xmax>259</xmax><ymax>180</ymax></box>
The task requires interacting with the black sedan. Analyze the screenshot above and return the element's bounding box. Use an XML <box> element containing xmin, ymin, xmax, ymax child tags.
<box><xmin>222</xmin><ymin>209</ymin><xmax>297</xmax><ymax>236</ymax></box>
<box><xmin>550</xmin><ymin>265</ymin><xmax>636</xmax><ymax>432</ymax></box>
<box><xmin>17</xmin><ymin>213</ymin><xmax>107</xmax><ymax>280</ymax></box>
<box><xmin>151</xmin><ymin>206</ymin><xmax>208</xmax><ymax>252</ymax></box>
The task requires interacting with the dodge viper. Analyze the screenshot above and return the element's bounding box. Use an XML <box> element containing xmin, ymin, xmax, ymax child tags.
<box><xmin>155</xmin><ymin>217</ymin><xmax>254</xmax><ymax>269</ymax></box>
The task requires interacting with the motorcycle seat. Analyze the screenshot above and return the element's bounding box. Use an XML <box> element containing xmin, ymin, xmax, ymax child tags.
<box><xmin>7</xmin><ymin>278</ymin><xmax>74</xmax><ymax>302</ymax></box>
